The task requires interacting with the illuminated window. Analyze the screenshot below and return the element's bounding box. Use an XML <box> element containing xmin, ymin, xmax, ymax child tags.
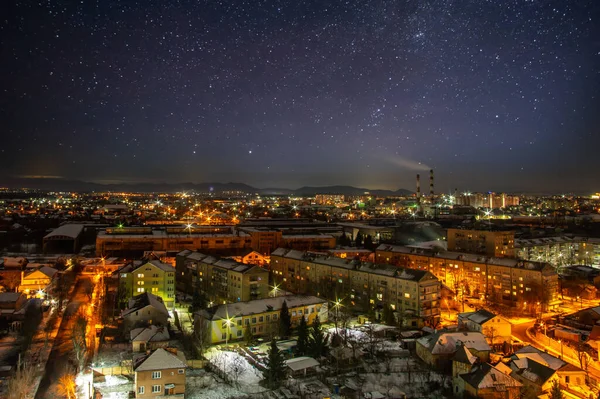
<box><xmin>404</xmin><ymin>293</ymin><xmax>411</xmax><ymax>298</ymax></box>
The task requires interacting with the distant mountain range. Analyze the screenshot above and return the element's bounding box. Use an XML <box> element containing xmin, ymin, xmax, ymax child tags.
<box><xmin>0</xmin><ymin>177</ymin><xmax>414</xmax><ymax>196</ymax></box>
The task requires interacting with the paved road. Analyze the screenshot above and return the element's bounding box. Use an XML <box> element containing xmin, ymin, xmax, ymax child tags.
<box><xmin>35</xmin><ymin>277</ymin><xmax>92</xmax><ymax>399</ymax></box>
<box><xmin>512</xmin><ymin>317</ymin><xmax>600</xmax><ymax>384</ymax></box>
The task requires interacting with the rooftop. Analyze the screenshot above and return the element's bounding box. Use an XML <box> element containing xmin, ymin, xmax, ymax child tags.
<box><xmin>134</xmin><ymin>348</ymin><xmax>186</xmax><ymax>372</ymax></box>
<box><xmin>199</xmin><ymin>295</ymin><xmax>326</xmax><ymax>320</ymax></box>
<box><xmin>123</xmin><ymin>292</ymin><xmax>169</xmax><ymax>318</ymax></box>
<box><xmin>43</xmin><ymin>224</ymin><xmax>85</xmax><ymax>240</ymax></box>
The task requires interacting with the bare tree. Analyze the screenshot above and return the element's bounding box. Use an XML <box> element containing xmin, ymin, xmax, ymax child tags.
<box><xmin>483</xmin><ymin>325</ymin><xmax>497</xmax><ymax>347</ymax></box>
<box><xmin>192</xmin><ymin>317</ymin><xmax>211</xmax><ymax>357</ymax></box>
<box><xmin>72</xmin><ymin>312</ymin><xmax>88</xmax><ymax>372</ymax></box>
<box><xmin>228</xmin><ymin>354</ymin><xmax>245</xmax><ymax>387</ymax></box>
<box><xmin>56</xmin><ymin>373</ymin><xmax>77</xmax><ymax>399</ymax></box>
<box><xmin>0</xmin><ymin>272</ymin><xmax>21</xmax><ymax>292</ymax></box>
<box><xmin>576</xmin><ymin>342</ymin><xmax>591</xmax><ymax>375</ymax></box>
<box><xmin>6</xmin><ymin>356</ymin><xmax>36</xmax><ymax>399</ymax></box>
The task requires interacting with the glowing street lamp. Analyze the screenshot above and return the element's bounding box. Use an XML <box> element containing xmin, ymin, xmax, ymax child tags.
<box><xmin>270</xmin><ymin>284</ymin><xmax>280</xmax><ymax>298</ymax></box>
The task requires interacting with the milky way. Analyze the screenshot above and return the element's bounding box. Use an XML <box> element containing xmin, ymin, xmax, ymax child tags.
<box><xmin>1</xmin><ymin>1</ymin><xmax>599</xmax><ymax>192</ymax></box>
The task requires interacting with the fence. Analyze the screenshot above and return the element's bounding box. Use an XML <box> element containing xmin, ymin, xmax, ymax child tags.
<box><xmin>187</xmin><ymin>359</ymin><xmax>207</xmax><ymax>369</ymax></box>
<box><xmin>93</xmin><ymin>365</ymin><xmax>132</xmax><ymax>376</ymax></box>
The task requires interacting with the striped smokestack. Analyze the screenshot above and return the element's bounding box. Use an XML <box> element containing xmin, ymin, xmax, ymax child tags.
<box><xmin>429</xmin><ymin>169</ymin><xmax>434</xmax><ymax>197</ymax></box>
<box><xmin>416</xmin><ymin>174</ymin><xmax>421</xmax><ymax>200</ymax></box>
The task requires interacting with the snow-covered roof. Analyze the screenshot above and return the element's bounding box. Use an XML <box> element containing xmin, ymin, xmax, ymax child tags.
<box><xmin>199</xmin><ymin>295</ymin><xmax>326</xmax><ymax>320</ymax></box>
<box><xmin>285</xmin><ymin>356</ymin><xmax>319</xmax><ymax>371</ymax></box>
<box><xmin>458</xmin><ymin>309</ymin><xmax>497</xmax><ymax>326</ymax></box>
<box><xmin>417</xmin><ymin>332</ymin><xmax>491</xmax><ymax>355</ymax></box>
<box><xmin>453</xmin><ymin>344</ymin><xmax>477</xmax><ymax>365</ymax></box>
<box><xmin>133</xmin><ymin>260</ymin><xmax>174</xmax><ymax>273</ymax></box>
<box><xmin>272</xmin><ymin>248</ymin><xmax>431</xmax><ymax>281</ymax></box>
<box><xmin>130</xmin><ymin>325</ymin><xmax>170</xmax><ymax>343</ymax></box>
<box><xmin>0</xmin><ymin>292</ymin><xmax>24</xmax><ymax>303</ymax></box>
<box><xmin>513</xmin><ymin>345</ymin><xmax>566</xmax><ymax>371</ymax></box>
<box><xmin>25</xmin><ymin>266</ymin><xmax>58</xmax><ymax>280</ymax></box>
<box><xmin>43</xmin><ymin>224</ymin><xmax>84</xmax><ymax>240</ymax></box>
<box><xmin>509</xmin><ymin>357</ymin><xmax>555</xmax><ymax>384</ymax></box>
<box><xmin>461</xmin><ymin>363</ymin><xmax>522</xmax><ymax>390</ymax></box>
<box><xmin>375</xmin><ymin>243</ymin><xmax>548</xmax><ymax>270</ymax></box>
<box><xmin>134</xmin><ymin>348</ymin><xmax>186</xmax><ymax>372</ymax></box>
<box><xmin>123</xmin><ymin>293</ymin><xmax>169</xmax><ymax>318</ymax></box>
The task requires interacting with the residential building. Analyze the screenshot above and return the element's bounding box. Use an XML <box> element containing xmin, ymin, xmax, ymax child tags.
<box><xmin>175</xmin><ymin>251</ymin><xmax>269</xmax><ymax>303</ymax></box>
<box><xmin>122</xmin><ymin>292</ymin><xmax>170</xmax><ymax>331</ymax></box>
<box><xmin>0</xmin><ymin>292</ymin><xmax>28</xmax><ymax>327</ymax></box>
<box><xmin>270</xmin><ymin>248</ymin><xmax>441</xmax><ymax>327</ymax></box>
<box><xmin>458</xmin><ymin>309</ymin><xmax>512</xmax><ymax>345</ymax></box>
<box><xmin>506</xmin><ymin>345</ymin><xmax>588</xmax><ymax>398</ymax></box>
<box><xmin>134</xmin><ymin>348</ymin><xmax>186</xmax><ymax>398</ymax></box>
<box><xmin>196</xmin><ymin>295</ymin><xmax>327</xmax><ymax>344</ymax></box>
<box><xmin>119</xmin><ymin>260</ymin><xmax>176</xmax><ymax>308</ymax></box>
<box><xmin>516</xmin><ymin>236</ymin><xmax>600</xmax><ymax>268</ymax></box>
<box><xmin>18</xmin><ymin>266</ymin><xmax>58</xmax><ymax>298</ymax></box>
<box><xmin>447</xmin><ymin>229</ymin><xmax>515</xmax><ymax>258</ymax></box>
<box><xmin>416</xmin><ymin>332</ymin><xmax>491</xmax><ymax>370</ymax></box>
<box><xmin>375</xmin><ymin>244</ymin><xmax>560</xmax><ymax>311</ymax></box>
<box><xmin>2</xmin><ymin>257</ymin><xmax>27</xmax><ymax>269</ymax></box>
<box><xmin>456</xmin><ymin>363</ymin><xmax>522</xmax><ymax>399</ymax></box>
<box><xmin>130</xmin><ymin>325</ymin><xmax>170</xmax><ymax>352</ymax></box>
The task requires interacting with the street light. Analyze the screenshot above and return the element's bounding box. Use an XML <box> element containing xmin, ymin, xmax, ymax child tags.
<box><xmin>332</xmin><ymin>299</ymin><xmax>343</xmax><ymax>334</ymax></box>
<box><xmin>558</xmin><ymin>339</ymin><xmax>564</xmax><ymax>360</ymax></box>
<box><xmin>270</xmin><ymin>284</ymin><xmax>280</xmax><ymax>298</ymax></box>
<box><xmin>224</xmin><ymin>318</ymin><xmax>233</xmax><ymax>346</ymax></box>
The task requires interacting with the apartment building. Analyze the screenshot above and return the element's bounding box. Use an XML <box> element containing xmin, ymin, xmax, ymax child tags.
<box><xmin>270</xmin><ymin>248</ymin><xmax>441</xmax><ymax>327</ymax></box>
<box><xmin>376</xmin><ymin>244</ymin><xmax>560</xmax><ymax>311</ymax></box>
<box><xmin>447</xmin><ymin>228</ymin><xmax>515</xmax><ymax>258</ymax></box>
<box><xmin>119</xmin><ymin>260</ymin><xmax>176</xmax><ymax>308</ymax></box>
<box><xmin>515</xmin><ymin>236</ymin><xmax>600</xmax><ymax>268</ymax></box>
<box><xmin>196</xmin><ymin>295</ymin><xmax>327</xmax><ymax>344</ymax></box>
<box><xmin>175</xmin><ymin>250</ymin><xmax>269</xmax><ymax>303</ymax></box>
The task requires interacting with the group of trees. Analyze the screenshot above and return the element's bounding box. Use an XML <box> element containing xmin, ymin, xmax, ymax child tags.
<box><xmin>337</xmin><ymin>232</ymin><xmax>378</xmax><ymax>251</ymax></box>
<box><xmin>262</xmin><ymin>312</ymin><xmax>328</xmax><ymax>389</ymax></box>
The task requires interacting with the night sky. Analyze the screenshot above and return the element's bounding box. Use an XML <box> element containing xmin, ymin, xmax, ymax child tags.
<box><xmin>1</xmin><ymin>1</ymin><xmax>599</xmax><ymax>193</ymax></box>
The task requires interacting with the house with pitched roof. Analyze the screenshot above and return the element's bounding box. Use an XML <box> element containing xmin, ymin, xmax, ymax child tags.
<box><xmin>134</xmin><ymin>348</ymin><xmax>186</xmax><ymax>398</ymax></box>
<box><xmin>508</xmin><ymin>356</ymin><xmax>557</xmax><ymax>398</ymax></box>
<box><xmin>18</xmin><ymin>266</ymin><xmax>58</xmax><ymax>298</ymax></box>
<box><xmin>452</xmin><ymin>343</ymin><xmax>478</xmax><ymax>388</ymax></box>
<box><xmin>122</xmin><ymin>292</ymin><xmax>169</xmax><ymax>331</ymax></box>
<box><xmin>456</xmin><ymin>363</ymin><xmax>522</xmax><ymax>399</ymax></box>
<box><xmin>130</xmin><ymin>325</ymin><xmax>170</xmax><ymax>352</ymax></box>
<box><xmin>416</xmin><ymin>331</ymin><xmax>491</xmax><ymax>370</ymax></box>
<box><xmin>458</xmin><ymin>309</ymin><xmax>512</xmax><ymax>345</ymax></box>
<box><xmin>510</xmin><ymin>346</ymin><xmax>589</xmax><ymax>395</ymax></box>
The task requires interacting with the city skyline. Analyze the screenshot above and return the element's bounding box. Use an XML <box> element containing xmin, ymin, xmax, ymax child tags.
<box><xmin>2</xmin><ymin>1</ymin><xmax>599</xmax><ymax>192</ymax></box>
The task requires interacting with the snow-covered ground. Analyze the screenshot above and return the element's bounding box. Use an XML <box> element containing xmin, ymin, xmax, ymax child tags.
<box><xmin>187</xmin><ymin>369</ymin><xmax>249</xmax><ymax>399</ymax></box>
<box><xmin>90</xmin><ymin>374</ymin><xmax>133</xmax><ymax>399</ymax></box>
<box><xmin>205</xmin><ymin>348</ymin><xmax>266</xmax><ymax>394</ymax></box>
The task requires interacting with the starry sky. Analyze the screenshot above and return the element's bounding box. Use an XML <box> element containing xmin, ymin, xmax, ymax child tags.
<box><xmin>1</xmin><ymin>1</ymin><xmax>599</xmax><ymax>193</ymax></box>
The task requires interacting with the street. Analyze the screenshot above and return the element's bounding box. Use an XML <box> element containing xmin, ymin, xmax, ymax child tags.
<box><xmin>512</xmin><ymin>317</ymin><xmax>600</xmax><ymax>384</ymax></box>
<box><xmin>35</xmin><ymin>277</ymin><xmax>93</xmax><ymax>399</ymax></box>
